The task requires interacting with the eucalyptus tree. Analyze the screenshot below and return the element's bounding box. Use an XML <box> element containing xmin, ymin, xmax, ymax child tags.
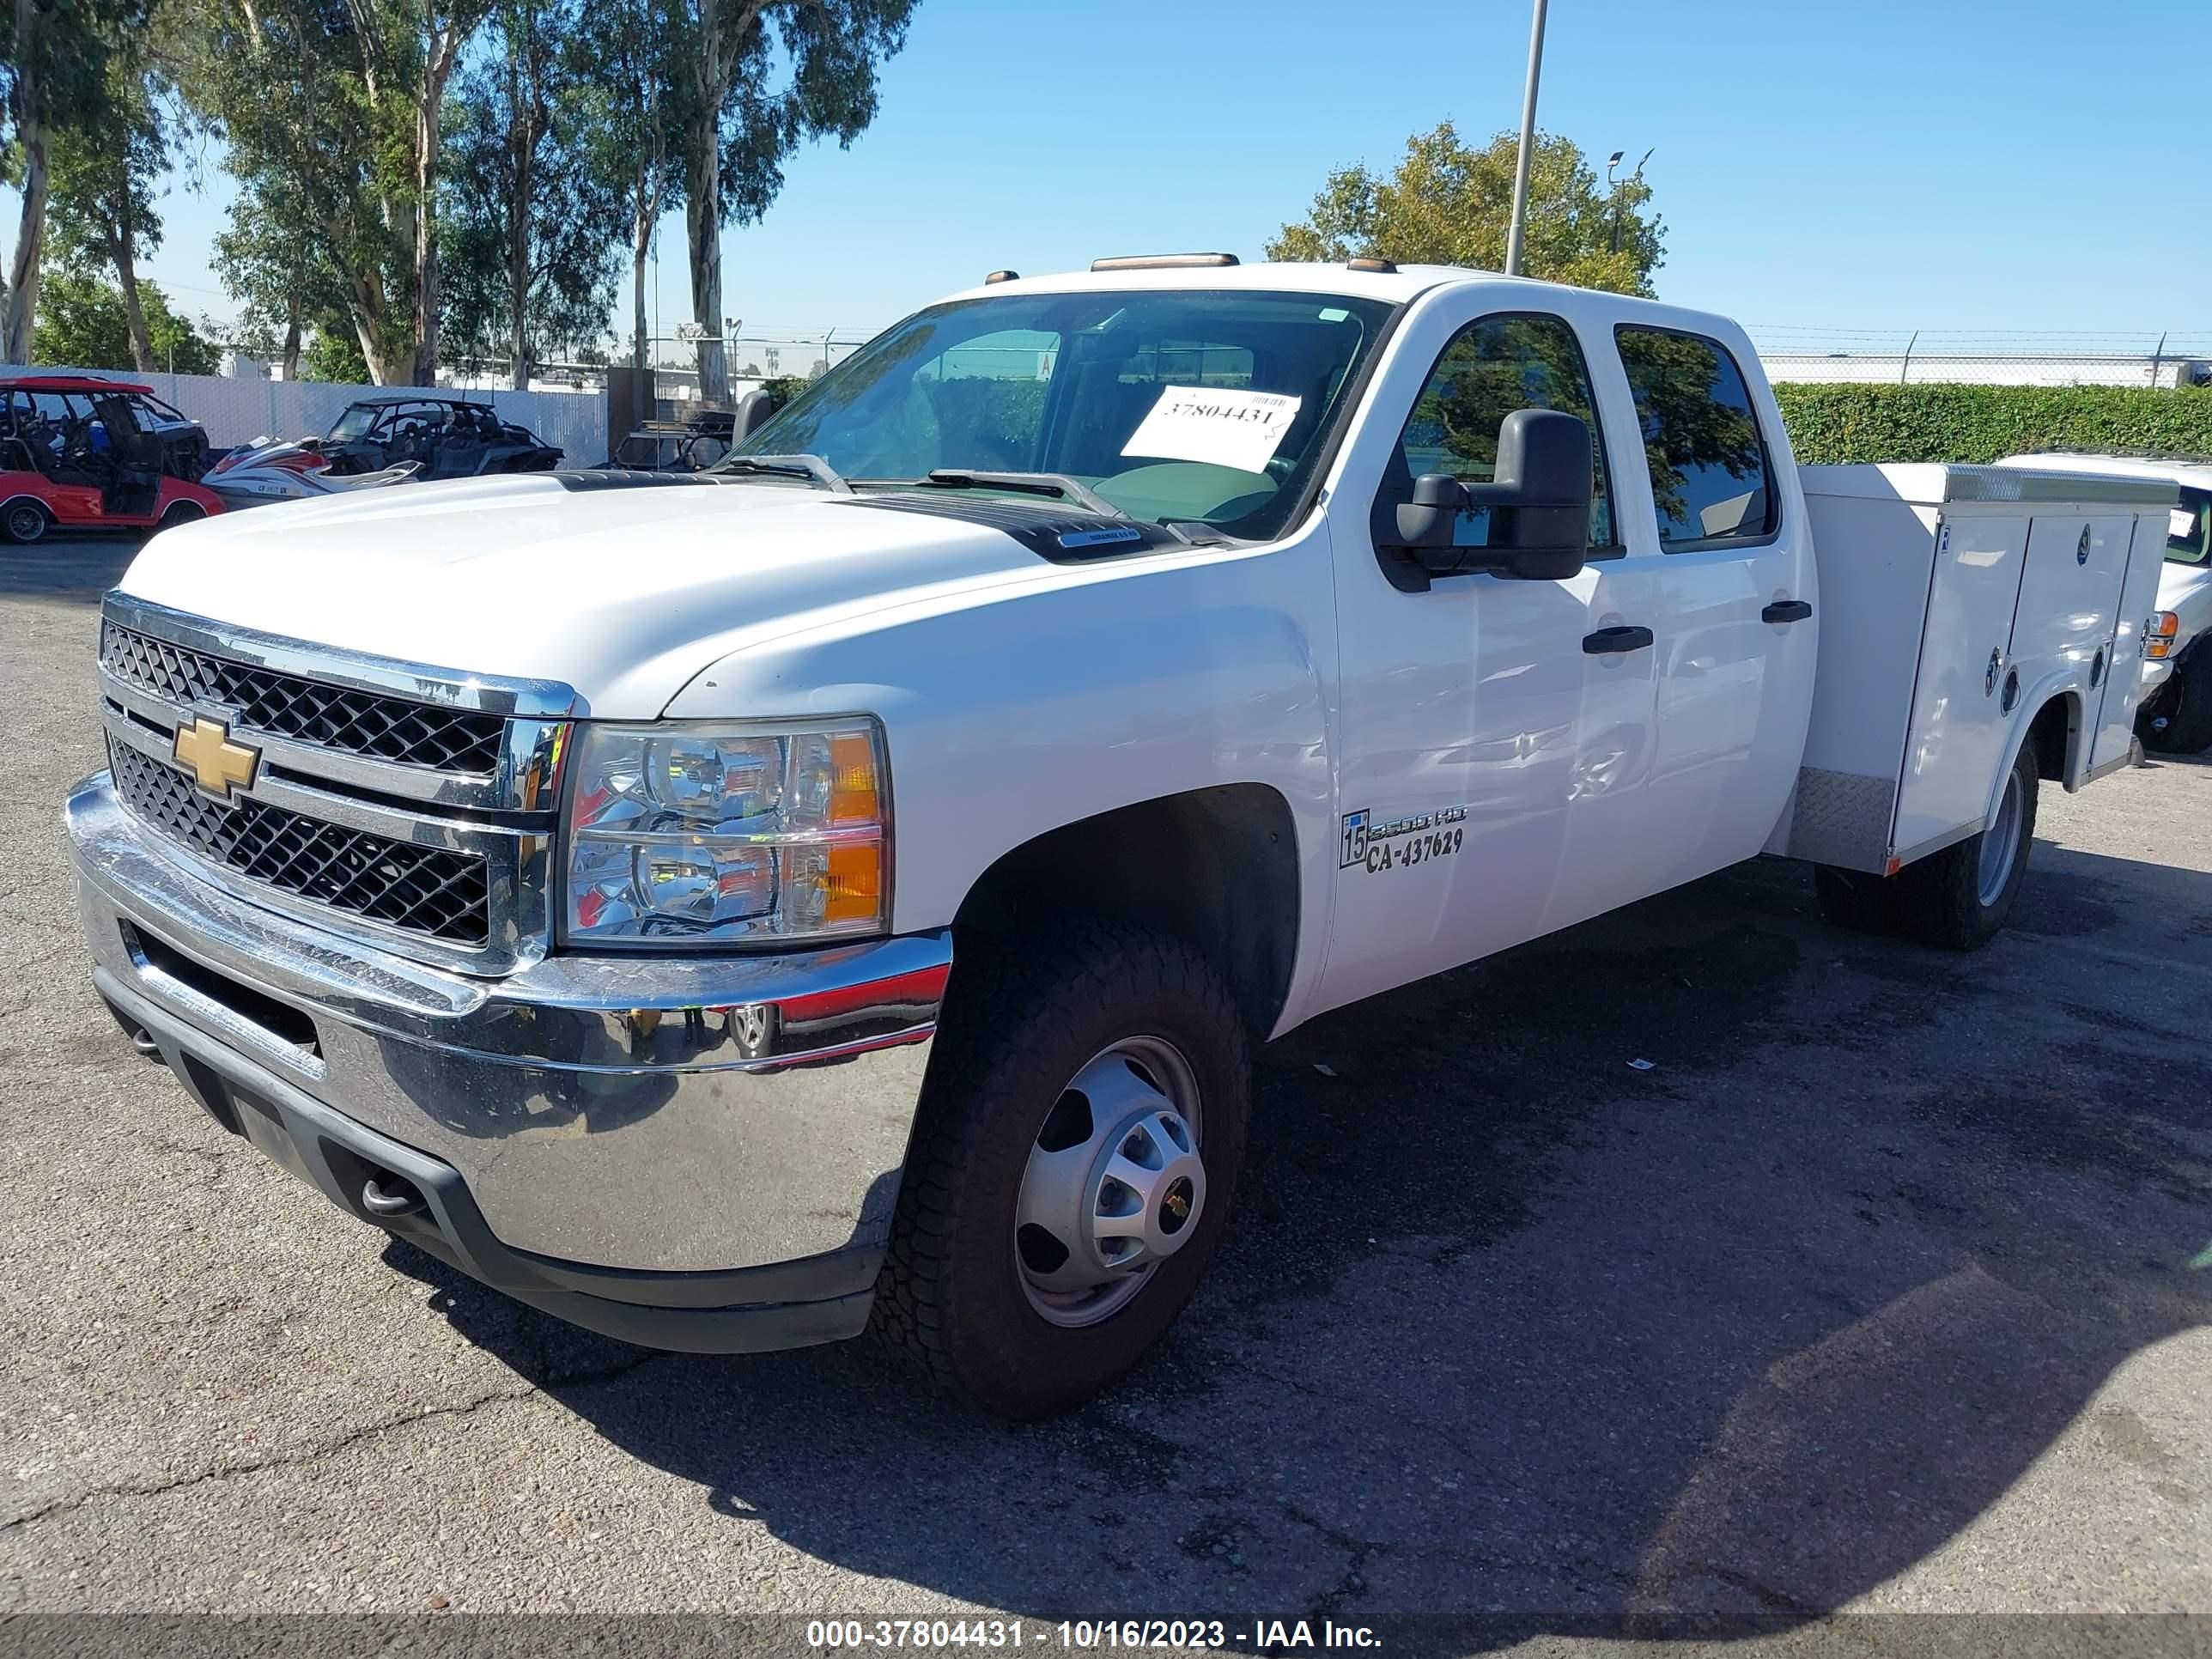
<box><xmin>2</xmin><ymin>0</ymin><xmax>131</xmax><ymax>362</ymax></box>
<box><xmin>440</xmin><ymin>0</ymin><xmax>624</xmax><ymax>386</ymax></box>
<box><xmin>175</xmin><ymin>0</ymin><xmax>490</xmax><ymax>382</ymax></box>
<box><xmin>675</xmin><ymin>0</ymin><xmax>915</xmax><ymax>403</ymax></box>
<box><xmin>212</xmin><ymin>172</ymin><xmax>352</xmax><ymax>380</ymax></box>
<box><xmin>46</xmin><ymin>46</ymin><xmax>173</xmax><ymax>373</ymax></box>
<box><xmin>574</xmin><ymin>0</ymin><xmax>685</xmax><ymax>374</ymax></box>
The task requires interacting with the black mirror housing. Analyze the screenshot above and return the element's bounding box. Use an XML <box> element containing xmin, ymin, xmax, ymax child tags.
<box><xmin>1390</xmin><ymin>407</ymin><xmax>1594</xmax><ymax>581</ymax></box>
<box><xmin>732</xmin><ymin>389</ymin><xmax>777</xmax><ymax>442</ymax></box>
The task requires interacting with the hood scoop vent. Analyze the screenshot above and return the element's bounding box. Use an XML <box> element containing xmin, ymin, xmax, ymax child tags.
<box><xmin>836</xmin><ymin>493</ymin><xmax>1185</xmax><ymax>563</ymax></box>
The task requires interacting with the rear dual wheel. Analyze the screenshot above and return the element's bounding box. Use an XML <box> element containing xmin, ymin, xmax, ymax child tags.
<box><xmin>874</xmin><ymin>923</ymin><xmax>1249</xmax><ymax>1420</ymax></box>
<box><xmin>1813</xmin><ymin>742</ymin><xmax>2039</xmax><ymax>951</ymax></box>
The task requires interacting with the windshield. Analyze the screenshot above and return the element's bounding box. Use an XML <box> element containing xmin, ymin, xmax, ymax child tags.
<box><xmin>731</xmin><ymin>289</ymin><xmax>1397</xmax><ymax>540</ymax></box>
<box><xmin>327</xmin><ymin>404</ymin><xmax>380</xmax><ymax>442</ymax></box>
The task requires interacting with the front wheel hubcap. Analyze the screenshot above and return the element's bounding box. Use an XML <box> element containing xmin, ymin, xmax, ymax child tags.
<box><xmin>1015</xmin><ymin>1038</ymin><xmax>1206</xmax><ymax>1328</ymax></box>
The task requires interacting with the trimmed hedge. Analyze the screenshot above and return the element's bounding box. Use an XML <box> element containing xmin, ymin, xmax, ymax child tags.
<box><xmin>1773</xmin><ymin>382</ymin><xmax>2212</xmax><ymax>466</ymax></box>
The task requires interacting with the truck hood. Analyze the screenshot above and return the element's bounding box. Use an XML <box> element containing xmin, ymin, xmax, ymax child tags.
<box><xmin>118</xmin><ymin>473</ymin><xmax>1052</xmax><ymax>715</ymax></box>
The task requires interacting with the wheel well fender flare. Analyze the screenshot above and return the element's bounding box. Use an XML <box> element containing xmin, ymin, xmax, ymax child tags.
<box><xmin>1990</xmin><ymin>678</ymin><xmax>2083</xmax><ymax>822</ymax></box>
<box><xmin>949</xmin><ymin>783</ymin><xmax>1304</xmax><ymax>1042</ymax></box>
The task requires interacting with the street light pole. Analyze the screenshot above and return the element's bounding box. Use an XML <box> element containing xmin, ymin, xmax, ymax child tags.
<box><xmin>1503</xmin><ymin>0</ymin><xmax>1550</xmax><ymax>277</ymax></box>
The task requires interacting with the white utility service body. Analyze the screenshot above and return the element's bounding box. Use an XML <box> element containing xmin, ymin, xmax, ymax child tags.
<box><xmin>65</xmin><ymin>261</ymin><xmax>2175</xmax><ymax>1417</ymax></box>
<box><xmin>1777</xmin><ymin>463</ymin><xmax>2169</xmax><ymax>876</ymax></box>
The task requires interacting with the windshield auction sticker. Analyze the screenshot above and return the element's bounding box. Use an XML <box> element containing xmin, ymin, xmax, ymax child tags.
<box><xmin>1121</xmin><ymin>386</ymin><xmax>1303</xmax><ymax>473</ymax></box>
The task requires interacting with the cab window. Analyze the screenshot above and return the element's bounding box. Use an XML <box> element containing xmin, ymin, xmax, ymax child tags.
<box><xmin>2166</xmin><ymin>487</ymin><xmax>2210</xmax><ymax>566</ymax></box>
<box><xmin>1613</xmin><ymin>326</ymin><xmax>1775</xmax><ymax>547</ymax></box>
<box><xmin>1394</xmin><ymin>313</ymin><xmax>1616</xmax><ymax>550</ymax></box>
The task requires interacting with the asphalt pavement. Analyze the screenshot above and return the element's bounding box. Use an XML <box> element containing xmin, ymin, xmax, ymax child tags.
<box><xmin>3</xmin><ymin>535</ymin><xmax>2210</xmax><ymax>1639</ymax></box>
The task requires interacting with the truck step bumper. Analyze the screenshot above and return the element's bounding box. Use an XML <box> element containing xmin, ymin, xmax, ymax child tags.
<box><xmin>66</xmin><ymin>773</ymin><xmax>953</xmax><ymax>1351</ymax></box>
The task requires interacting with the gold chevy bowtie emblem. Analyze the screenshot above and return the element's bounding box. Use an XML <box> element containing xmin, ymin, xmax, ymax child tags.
<box><xmin>173</xmin><ymin>716</ymin><xmax>261</xmax><ymax>800</ymax></box>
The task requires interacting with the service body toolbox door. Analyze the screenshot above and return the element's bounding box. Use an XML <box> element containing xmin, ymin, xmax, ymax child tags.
<box><xmin>1891</xmin><ymin>501</ymin><xmax>2034</xmax><ymax>866</ymax></box>
<box><xmin>2087</xmin><ymin>513</ymin><xmax>2169</xmax><ymax>774</ymax></box>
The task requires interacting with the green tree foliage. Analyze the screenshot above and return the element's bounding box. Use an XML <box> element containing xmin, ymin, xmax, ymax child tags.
<box><xmin>301</xmin><ymin>325</ymin><xmax>372</xmax><ymax>383</ymax></box>
<box><xmin>173</xmin><ymin>0</ymin><xmax>410</xmax><ymax>380</ymax></box>
<box><xmin>47</xmin><ymin>45</ymin><xmax>173</xmax><ymax>373</ymax></box>
<box><xmin>1776</xmin><ymin>383</ymin><xmax>2212</xmax><ymax>465</ymax></box>
<box><xmin>33</xmin><ymin>265</ymin><xmax>217</xmax><ymax>372</ymax></box>
<box><xmin>212</xmin><ymin>173</ymin><xmax>355</xmax><ymax>381</ymax></box>
<box><xmin>173</xmin><ymin>0</ymin><xmax>491</xmax><ymax>384</ymax></box>
<box><xmin>1266</xmin><ymin>123</ymin><xmax>1662</xmax><ymax>296</ymax></box>
<box><xmin>677</xmin><ymin>0</ymin><xmax>915</xmax><ymax>403</ymax></box>
<box><xmin>439</xmin><ymin>0</ymin><xmax>623</xmax><ymax>386</ymax></box>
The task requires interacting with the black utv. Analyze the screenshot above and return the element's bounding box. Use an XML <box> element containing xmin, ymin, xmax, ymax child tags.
<box><xmin>316</xmin><ymin>394</ymin><xmax>562</xmax><ymax>479</ymax></box>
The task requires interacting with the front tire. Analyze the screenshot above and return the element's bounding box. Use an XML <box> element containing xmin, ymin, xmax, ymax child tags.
<box><xmin>156</xmin><ymin>500</ymin><xmax>208</xmax><ymax>532</ymax></box>
<box><xmin>3</xmin><ymin>501</ymin><xmax>51</xmax><ymax>544</ymax></box>
<box><xmin>874</xmin><ymin>922</ymin><xmax>1251</xmax><ymax>1419</ymax></box>
<box><xmin>2140</xmin><ymin>651</ymin><xmax>2212</xmax><ymax>755</ymax></box>
<box><xmin>1893</xmin><ymin>741</ymin><xmax>2039</xmax><ymax>950</ymax></box>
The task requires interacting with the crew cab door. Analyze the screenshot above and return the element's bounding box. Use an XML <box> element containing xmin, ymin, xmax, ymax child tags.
<box><xmin>1605</xmin><ymin>325</ymin><xmax>1816</xmax><ymax>892</ymax></box>
<box><xmin>1316</xmin><ymin>292</ymin><xmax>1662</xmax><ymax>1012</ymax></box>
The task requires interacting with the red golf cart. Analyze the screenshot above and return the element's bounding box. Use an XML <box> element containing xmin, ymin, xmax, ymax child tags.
<box><xmin>1</xmin><ymin>376</ymin><xmax>227</xmax><ymax>544</ymax></box>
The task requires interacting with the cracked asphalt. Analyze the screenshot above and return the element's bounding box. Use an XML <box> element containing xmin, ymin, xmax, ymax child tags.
<box><xmin>3</xmin><ymin>537</ymin><xmax>2211</xmax><ymax>1635</ymax></box>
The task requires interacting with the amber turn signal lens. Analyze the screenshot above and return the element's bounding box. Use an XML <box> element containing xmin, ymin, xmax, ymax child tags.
<box><xmin>2147</xmin><ymin>611</ymin><xmax>2180</xmax><ymax>659</ymax></box>
<box><xmin>829</xmin><ymin>732</ymin><xmax>880</xmax><ymax>823</ymax></box>
<box><xmin>822</xmin><ymin>842</ymin><xmax>883</xmax><ymax>923</ymax></box>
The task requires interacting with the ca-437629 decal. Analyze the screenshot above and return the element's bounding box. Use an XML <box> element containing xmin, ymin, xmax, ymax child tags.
<box><xmin>1340</xmin><ymin>805</ymin><xmax>1468</xmax><ymax>873</ymax></box>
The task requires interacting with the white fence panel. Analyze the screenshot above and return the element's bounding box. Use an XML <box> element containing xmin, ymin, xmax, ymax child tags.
<box><xmin>9</xmin><ymin>365</ymin><xmax>608</xmax><ymax>464</ymax></box>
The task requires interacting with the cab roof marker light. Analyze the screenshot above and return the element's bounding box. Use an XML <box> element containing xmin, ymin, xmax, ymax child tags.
<box><xmin>1088</xmin><ymin>253</ymin><xmax>1241</xmax><ymax>272</ymax></box>
<box><xmin>1347</xmin><ymin>256</ymin><xmax>1399</xmax><ymax>274</ymax></box>
<box><xmin>983</xmin><ymin>270</ymin><xmax>1019</xmax><ymax>284</ymax></box>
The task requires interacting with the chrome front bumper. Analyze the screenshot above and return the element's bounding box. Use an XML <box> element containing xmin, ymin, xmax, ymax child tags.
<box><xmin>68</xmin><ymin>773</ymin><xmax>950</xmax><ymax>1343</ymax></box>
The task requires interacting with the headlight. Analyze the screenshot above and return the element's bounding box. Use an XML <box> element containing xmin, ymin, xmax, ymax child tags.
<box><xmin>2146</xmin><ymin>611</ymin><xmax>2180</xmax><ymax>659</ymax></box>
<box><xmin>562</xmin><ymin>720</ymin><xmax>887</xmax><ymax>946</ymax></box>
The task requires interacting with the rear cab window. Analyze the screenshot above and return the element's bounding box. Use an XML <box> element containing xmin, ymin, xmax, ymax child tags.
<box><xmin>1614</xmin><ymin>326</ymin><xmax>1777</xmax><ymax>548</ymax></box>
<box><xmin>2166</xmin><ymin>487</ymin><xmax>2211</xmax><ymax>565</ymax></box>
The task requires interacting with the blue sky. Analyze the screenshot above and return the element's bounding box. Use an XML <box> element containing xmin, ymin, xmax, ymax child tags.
<box><xmin>65</xmin><ymin>0</ymin><xmax>2212</xmax><ymax>356</ymax></box>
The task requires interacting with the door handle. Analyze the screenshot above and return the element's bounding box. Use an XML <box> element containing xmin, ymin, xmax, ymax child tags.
<box><xmin>1583</xmin><ymin>624</ymin><xmax>1654</xmax><ymax>655</ymax></box>
<box><xmin>1761</xmin><ymin>599</ymin><xmax>1813</xmax><ymax>624</ymax></box>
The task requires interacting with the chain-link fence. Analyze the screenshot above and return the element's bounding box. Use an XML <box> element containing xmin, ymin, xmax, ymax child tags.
<box><xmin>635</xmin><ymin>332</ymin><xmax>872</xmax><ymax>419</ymax></box>
<box><xmin>1752</xmin><ymin>330</ymin><xmax>2212</xmax><ymax>389</ymax></box>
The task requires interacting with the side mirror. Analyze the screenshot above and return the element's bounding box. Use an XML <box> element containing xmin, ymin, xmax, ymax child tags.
<box><xmin>1392</xmin><ymin>407</ymin><xmax>1594</xmax><ymax>580</ymax></box>
<box><xmin>732</xmin><ymin>388</ymin><xmax>776</xmax><ymax>441</ymax></box>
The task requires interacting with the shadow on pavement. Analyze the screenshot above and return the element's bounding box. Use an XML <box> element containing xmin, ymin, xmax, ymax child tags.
<box><xmin>0</xmin><ymin>538</ymin><xmax>139</xmax><ymax>605</ymax></box>
<box><xmin>385</xmin><ymin>849</ymin><xmax>2212</xmax><ymax>1634</ymax></box>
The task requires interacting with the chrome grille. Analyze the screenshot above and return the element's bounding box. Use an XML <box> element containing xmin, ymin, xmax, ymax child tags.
<box><xmin>102</xmin><ymin>622</ymin><xmax>506</xmax><ymax>775</ymax></box>
<box><xmin>108</xmin><ymin>738</ymin><xmax>491</xmax><ymax>946</ymax></box>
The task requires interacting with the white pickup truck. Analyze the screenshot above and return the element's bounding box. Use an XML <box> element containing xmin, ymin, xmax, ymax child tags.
<box><xmin>68</xmin><ymin>258</ymin><xmax>2174</xmax><ymax>1419</ymax></box>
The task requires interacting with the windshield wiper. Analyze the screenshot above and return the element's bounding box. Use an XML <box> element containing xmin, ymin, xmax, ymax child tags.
<box><xmin>916</xmin><ymin>469</ymin><xmax>1126</xmax><ymax>519</ymax></box>
<box><xmin>717</xmin><ymin>453</ymin><xmax>851</xmax><ymax>493</ymax></box>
